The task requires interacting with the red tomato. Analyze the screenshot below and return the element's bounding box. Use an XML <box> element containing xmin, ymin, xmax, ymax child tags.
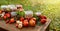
<box><xmin>5</xmin><ymin>13</ymin><xmax>10</xmax><ymax>18</ymax></box>
<box><xmin>23</xmin><ymin>19</ymin><xmax>28</xmax><ymax>27</ymax></box>
<box><xmin>9</xmin><ymin>18</ymin><xmax>15</xmax><ymax>23</ymax></box>
<box><xmin>40</xmin><ymin>15</ymin><xmax>47</xmax><ymax>19</ymax></box>
<box><xmin>20</xmin><ymin>17</ymin><xmax>24</xmax><ymax>22</ymax></box>
<box><xmin>3</xmin><ymin>16</ymin><xmax>7</xmax><ymax>19</ymax></box>
<box><xmin>40</xmin><ymin>19</ymin><xmax>46</xmax><ymax>24</ymax></box>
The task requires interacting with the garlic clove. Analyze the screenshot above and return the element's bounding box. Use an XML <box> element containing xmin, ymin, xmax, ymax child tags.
<box><xmin>16</xmin><ymin>21</ymin><xmax>22</xmax><ymax>24</ymax></box>
<box><xmin>16</xmin><ymin>21</ymin><xmax>20</xmax><ymax>24</ymax></box>
<box><xmin>18</xmin><ymin>24</ymin><xmax>23</xmax><ymax>29</ymax></box>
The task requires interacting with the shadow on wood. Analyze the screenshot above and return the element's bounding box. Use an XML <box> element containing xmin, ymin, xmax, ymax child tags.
<box><xmin>0</xmin><ymin>27</ymin><xmax>8</xmax><ymax>31</ymax></box>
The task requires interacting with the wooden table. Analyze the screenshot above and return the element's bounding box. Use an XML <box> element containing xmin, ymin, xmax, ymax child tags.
<box><xmin>0</xmin><ymin>19</ymin><xmax>51</xmax><ymax>31</ymax></box>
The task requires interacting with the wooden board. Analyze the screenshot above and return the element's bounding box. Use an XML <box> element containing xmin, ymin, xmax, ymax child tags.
<box><xmin>0</xmin><ymin>19</ymin><xmax>51</xmax><ymax>31</ymax></box>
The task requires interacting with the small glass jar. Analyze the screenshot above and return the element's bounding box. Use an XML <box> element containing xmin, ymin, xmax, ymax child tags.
<box><xmin>1</xmin><ymin>5</ymin><xmax>8</xmax><ymax>9</ymax></box>
<box><xmin>11</xmin><ymin>12</ymin><xmax>17</xmax><ymax>17</ymax></box>
<box><xmin>8</xmin><ymin>5</ymin><xmax>17</xmax><ymax>11</ymax></box>
<box><xmin>24</xmin><ymin>10</ymin><xmax>33</xmax><ymax>18</ymax></box>
<box><xmin>35</xmin><ymin>12</ymin><xmax>41</xmax><ymax>16</ymax></box>
<box><xmin>1</xmin><ymin>5</ymin><xmax>8</xmax><ymax>11</ymax></box>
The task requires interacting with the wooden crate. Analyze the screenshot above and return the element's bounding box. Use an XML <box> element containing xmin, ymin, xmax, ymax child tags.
<box><xmin>0</xmin><ymin>19</ymin><xmax>51</xmax><ymax>31</ymax></box>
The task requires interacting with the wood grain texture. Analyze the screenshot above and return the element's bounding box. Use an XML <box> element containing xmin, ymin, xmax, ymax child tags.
<box><xmin>0</xmin><ymin>19</ymin><xmax>51</xmax><ymax>31</ymax></box>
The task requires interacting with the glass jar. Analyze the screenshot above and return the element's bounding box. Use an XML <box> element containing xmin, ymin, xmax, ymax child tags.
<box><xmin>1</xmin><ymin>5</ymin><xmax>8</xmax><ymax>11</ymax></box>
<box><xmin>11</xmin><ymin>12</ymin><xmax>17</xmax><ymax>17</ymax></box>
<box><xmin>8</xmin><ymin>5</ymin><xmax>17</xmax><ymax>11</ymax></box>
<box><xmin>24</xmin><ymin>11</ymin><xmax>33</xmax><ymax>18</ymax></box>
<box><xmin>1</xmin><ymin>5</ymin><xmax>8</xmax><ymax>9</ymax></box>
<box><xmin>35</xmin><ymin>12</ymin><xmax>41</xmax><ymax>16</ymax></box>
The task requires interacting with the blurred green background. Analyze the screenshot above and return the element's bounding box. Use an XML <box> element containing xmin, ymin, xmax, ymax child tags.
<box><xmin>0</xmin><ymin>0</ymin><xmax>60</xmax><ymax>31</ymax></box>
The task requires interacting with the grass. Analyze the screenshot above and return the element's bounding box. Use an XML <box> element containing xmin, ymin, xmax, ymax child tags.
<box><xmin>0</xmin><ymin>0</ymin><xmax>60</xmax><ymax>31</ymax></box>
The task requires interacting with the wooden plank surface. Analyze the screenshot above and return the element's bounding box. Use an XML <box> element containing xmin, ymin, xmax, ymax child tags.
<box><xmin>0</xmin><ymin>19</ymin><xmax>51</xmax><ymax>31</ymax></box>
